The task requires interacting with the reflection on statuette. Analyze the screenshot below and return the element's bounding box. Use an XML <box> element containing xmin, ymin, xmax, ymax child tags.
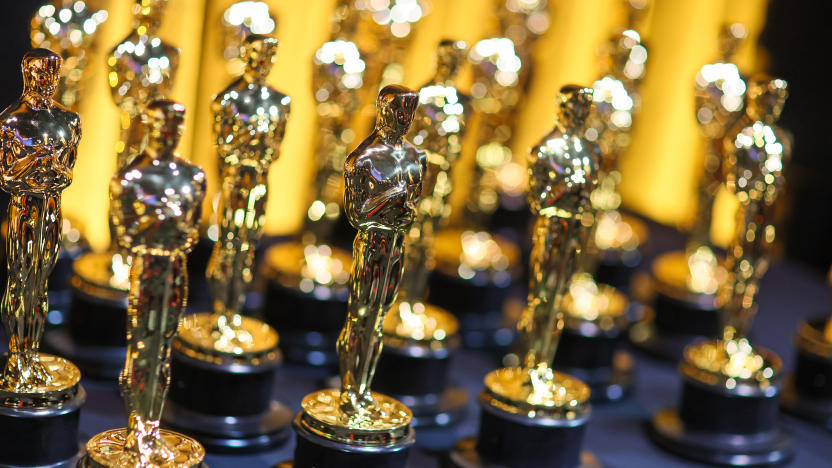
<box><xmin>0</xmin><ymin>49</ymin><xmax>82</xmax><ymax>399</ymax></box>
<box><xmin>89</xmin><ymin>100</ymin><xmax>206</xmax><ymax>468</ymax></box>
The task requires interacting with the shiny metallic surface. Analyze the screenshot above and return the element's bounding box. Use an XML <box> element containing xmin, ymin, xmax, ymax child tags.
<box><xmin>31</xmin><ymin>0</ymin><xmax>109</xmax><ymax>109</ymax></box>
<box><xmin>105</xmin><ymin>100</ymin><xmax>206</xmax><ymax>466</ymax></box>
<box><xmin>385</xmin><ymin>39</ymin><xmax>471</xmax><ymax>342</ymax></box>
<box><xmin>299</xmin><ymin>389</ymin><xmax>412</xmax><ymax>444</ymax></box>
<box><xmin>333</xmin><ymin>84</ymin><xmax>424</xmax><ymax>430</ymax></box>
<box><xmin>179</xmin><ymin>35</ymin><xmax>289</xmax><ymax>358</ymax></box>
<box><xmin>107</xmin><ymin>0</ymin><xmax>179</xmax><ymax>168</ymax></box>
<box><xmin>0</xmin><ymin>49</ymin><xmax>83</xmax><ymax>398</ymax></box>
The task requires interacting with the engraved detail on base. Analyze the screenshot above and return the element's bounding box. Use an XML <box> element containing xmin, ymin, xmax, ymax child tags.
<box><xmin>84</xmin><ymin>428</ymin><xmax>205</xmax><ymax>468</ymax></box>
<box><xmin>299</xmin><ymin>389</ymin><xmax>412</xmax><ymax>445</ymax></box>
<box><xmin>176</xmin><ymin>313</ymin><xmax>279</xmax><ymax>362</ymax></box>
<box><xmin>0</xmin><ymin>354</ymin><xmax>81</xmax><ymax>407</ymax></box>
<box><xmin>482</xmin><ymin>367</ymin><xmax>590</xmax><ymax>418</ymax></box>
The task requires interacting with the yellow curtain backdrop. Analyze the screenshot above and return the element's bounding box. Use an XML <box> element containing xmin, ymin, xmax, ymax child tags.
<box><xmin>63</xmin><ymin>0</ymin><xmax>768</xmax><ymax>251</ymax></box>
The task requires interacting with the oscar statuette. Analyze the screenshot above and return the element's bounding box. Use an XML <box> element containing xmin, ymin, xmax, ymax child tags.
<box><xmin>780</xmin><ymin>266</ymin><xmax>832</xmax><ymax>428</ymax></box>
<box><xmin>261</xmin><ymin>3</ymin><xmax>362</xmax><ymax>367</ymax></box>
<box><xmin>79</xmin><ymin>100</ymin><xmax>207</xmax><ymax>468</ymax></box>
<box><xmin>280</xmin><ymin>84</ymin><xmax>424</xmax><ymax>468</ymax></box>
<box><xmin>44</xmin><ymin>0</ymin><xmax>180</xmax><ymax>379</ymax></box>
<box><xmin>631</xmin><ymin>23</ymin><xmax>747</xmax><ymax>360</ymax></box>
<box><xmin>428</xmin><ymin>25</ymin><xmax>528</xmax><ymax>350</ymax></box>
<box><xmin>648</xmin><ymin>76</ymin><xmax>793</xmax><ymax>466</ymax></box>
<box><xmin>450</xmin><ymin>85</ymin><xmax>600</xmax><ymax>468</ymax></box>
<box><xmin>372</xmin><ymin>40</ymin><xmax>472</xmax><ymax>427</ymax></box>
<box><xmin>0</xmin><ymin>48</ymin><xmax>86</xmax><ymax>468</ymax></box>
<box><xmin>163</xmin><ymin>35</ymin><xmax>293</xmax><ymax>453</ymax></box>
<box><xmin>551</xmin><ymin>6</ymin><xmax>649</xmax><ymax>403</ymax></box>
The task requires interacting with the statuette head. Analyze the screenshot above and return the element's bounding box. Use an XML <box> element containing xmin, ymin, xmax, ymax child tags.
<box><xmin>745</xmin><ymin>75</ymin><xmax>787</xmax><ymax>124</ymax></box>
<box><xmin>718</xmin><ymin>23</ymin><xmax>746</xmax><ymax>61</ymax></box>
<box><xmin>22</xmin><ymin>48</ymin><xmax>61</xmax><ymax>100</ymax></box>
<box><xmin>133</xmin><ymin>0</ymin><xmax>167</xmax><ymax>33</ymax></box>
<box><xmin>557</xmin><ymin>85</ymin><xmax>593</xmax><ymax>131</ymax></box>
<box><xmin>143</xmin><ymin>99</ymin><xmax>185</xmax><ymax>151</ymax></box>
<box><xmin>242</xmin><ymin>34</ymin><xmax>278</xmax><ymax>81</ymax></box>
<box><xmin>435</xmin><ymin>39</ymin><xmax>467</xmax><ymax>82</ymax></box>
<box><xmin>376</xmin><ymin>84</ymin><xmax>419</xmax><ymax>138</ymax></box>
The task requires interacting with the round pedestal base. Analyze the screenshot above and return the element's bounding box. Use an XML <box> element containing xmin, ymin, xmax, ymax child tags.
<box><xmin>448</xmin><ymin>436</ymin><xmax>600</xmax><ymax>468</ymax></box>
<box><xmin>393</xmin><ymin>386</ymin><xmax>468</xmax><ymax>427</ymax></box>
<box><xmin>261</xmin><ymin>242</ymin><xmax>350</xmax><ymax>367</ymax></box>
<box><xmin>163</xmin><ymin>399</ymin><xmax>292</xmax><ymax>453</ymax></box>
<box><xmin>649</xmin><ymin>408</ymin><xmax>793</xmax><ymax>466</ymax></box>
<box><xmin>0</xmin><ymin>386</ymin><xmax>85</xmax><ymax>467</ymax></box>
<box><xmin>558</xmin><ymin>350</ymin><xmax>635</xmax><ymax>403</ymax></box>
<box><xmin>629</xmin><ymin>309</ymin><xmax>711</xmax><ymax>362</ymax></box>
<box><xmin>79</xmin><ymin>428</ymin><xmax>206</xmax><ymax>467</ymax></box>
<box><xmin>42</xmin><ymin>328</ymin><xmax>124</xmax><ymax>381</ymax></box>
<box><xmin>165</xmin><ymin>342</ymin><xmax>289</xmax><ymax>453</ymax></box>
<box><xmin>780</xmin><ymin>377</ymin><xmax>832</xmax><ymax>430</ymax></box>
<box><xmin>290</xmin><ymin>413</ymin><xmax>415</xmax><ymax>468</ymax></box>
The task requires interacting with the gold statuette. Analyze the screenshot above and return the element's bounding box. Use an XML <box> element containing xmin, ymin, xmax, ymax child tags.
<box><xmin>176</xmin><ymin>35</ymin><xmax>288</xmax><ymax>360</ymax></box>
<box><xmin>383</xmin><ymin>39</ymin><xmax>471</xmax><ymax>344</ymax></box>
<box><xmin>0</xmin><ymin>49</ymin><xmax>82</xmax><ymax>404</ymax></box>
<box><xmin>684</xmin><ymin>23</ymin><xmax>748</xmax><ymax>291</ymax></box>
<box><xmin>683</xmin><ymin>76</ymin><xmax>788</xmax><ymax>388</ymax></box>
<box><xmin>107</xmin><ymin>0</ymin><xmax>179</xmax><ymax>169</ymax></box>
<box><xmin>298</xmin><ymin>85</ymin><xmax>424</xmax><ymax>443</ymax></box>
<box><xmin>31</xmin><ymin>0</ymin><xmax>109</xmax><ymax>109</ymax></box>
<box><xmin>83</xmin><ymin>100</ymin><xmax>206</xmax><ymax>468</ymax></box>
<box><xmin>483</xmin><ymin>86</ymin><xmax>598</xmax><ymax>416</ymax></box>
<box><xmin>221</xmin><ymin>1</ymin><xmax>277</xmax><ymax>76</ymax></box>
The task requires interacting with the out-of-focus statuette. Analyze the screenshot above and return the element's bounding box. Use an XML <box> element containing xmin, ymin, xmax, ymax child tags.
<box><xmin>649</xmin><ymin>76</ymin><xmax>794</xmax><ymax>467</ymax></box>
<box><xmin>0</xmin><ymin>48</ymin><xmax>87</xmax><ymax>467</ymax></box>
<box><xmin>31</xmin><ymin>0</ymin><xmax>109</xmax><ymax>109</ymax></box>
<box><xmin>164</xmin><ymin>35</ymin><xmax>294</xmax><ymax>453</ymax></box>
<box><xmin>261</xmin><ymin>4</ymin><xmax>365</xmax><ymax>367</ymax></box>
<box><xmin>373</xmin><ymin>40</ymin><xmax>472</xmax><ymax>427</ymax></box>
<box><xmin>631</xmin><ymin>23</ymin><xmax>747</xmax><ymax>361</ymax></box>
<box><xmin>290</xmin><ymin>85</ymin><xmax>424</xmax><ymax>468</ymax></box>
<box><xmin>221</xmin><ymin>1</ymin><xmax>276</xmax><ymax>76</ymax></box>
<box><xmin>107</xmin><ymin>0</ymin><xmax>180</xmax><ymax>168</ymax></box>
<box><xmin>449</xmin><ymin>86</ymin><xmax>600</xmax><ymax>468</ymax></box>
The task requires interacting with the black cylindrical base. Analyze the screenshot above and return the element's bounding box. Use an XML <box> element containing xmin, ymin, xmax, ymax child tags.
<box><xmin>554</xmin><ymin>321</ymin><xmax>634</xmax><ymax>402</ymax></box>
<box><xmin>374</xmin><ymin>340</ymin><xmax>467</xmax><ymax>427</ymax></box>
<box><xmin>629</xmin><ymin>298</ymin><xmax>720</xmax><ymax>362</ymax></box>
<box><xmin>0</xmin><ymin>387</ymin><xmax>85</xmax><ymax>467</ymax></box>
<box><xmin>428</xmin><ymin>271</ymin><xmax>516</xmax><ymax>350</ymax></box>
<box><xmin>164</xmin><ymin>347</ymin><xmax>291</xmax><ymax>452</ymax></box>
<box><xmin>262</xmin><ymin>280</ymin><xmax>346</xmax><ymax>367</ymax></box>
<box><xmin>450</xmin><ymin>400</ymin><xmax>590</xmax><ymax>468</ymax></box>
<box><xmin>291</xmin><ymin>413</ymin><xmax>415</xmax><ymax>468</ymax></box>
<box><xmin>449</xmin><ymin>437</ymin><xmax>600</xmax><ymax>468</ymax></box>
<box><xmin>594</xmin><ymin>253</ymin><xmax>640</xmax><ymax>293</ymax></box>
<box><xmin>648</xmin><ymin>375</ymin><xmax>793</xmax><ymax>465</ymax></box>
<box><xmin>779</xmin><ymin>318</ymin><xmax>832</xmax><ymax>428</ymax></box>
<box><xmin>42</xmin><ymin>287</ymin><xmax>127</xmax><ymax>380</ymax></box>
